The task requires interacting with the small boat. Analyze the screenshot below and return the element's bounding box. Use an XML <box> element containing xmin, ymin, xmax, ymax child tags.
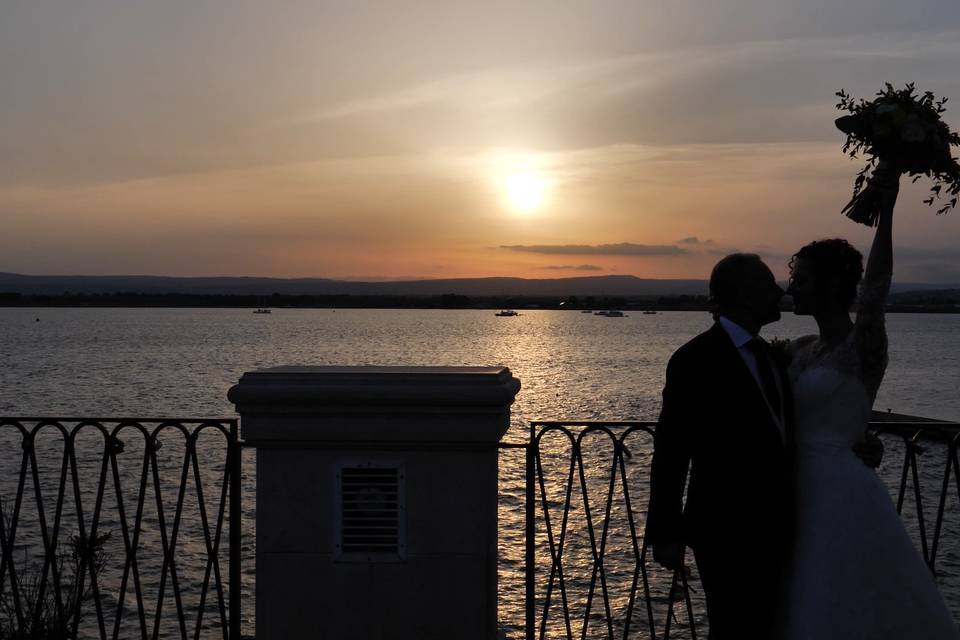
<box><xmin>643</xmin><ymin>310</ymin><xmax>658</xmax><ymax>315</ymax></box>
<box><xmin>495</xmin><ymin>309</ymin><xmax>519</xmax><ymax>317</ymax></box>
<box><xmin>581</xmin><ymin>310</ymin><xmax>593</xmax><ymax>314</ymax></box>
<box><xmin>604</xmin><ymin>310</ymin><xmax>625</xmax><ymax>317</ymax></box>
<box><xmin>253</xmin><ymin>308</ymin><xmax>272</xmax><ymax>314</ymax></box>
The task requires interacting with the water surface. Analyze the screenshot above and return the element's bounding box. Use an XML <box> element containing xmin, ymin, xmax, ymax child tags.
<box><xmin>2</xmin><ymin>308</ymin><xmax>958</xmax><ymax>637</ymax></box>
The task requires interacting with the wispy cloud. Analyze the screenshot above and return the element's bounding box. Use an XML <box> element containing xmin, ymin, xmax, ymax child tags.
<box><xmin>501</xmin><ymin>243</ymin><xmax>688</xmax><ymax>256</ymax></box>
<box><xmin>677</xmin><ymin>236</ymin><xmax>713</xmax><ymax>245</ymax></box>
<box><xmin>536</xmin><ymin>264</ymin><xmax>606</xmax><ymax>271</ymax></box>
<box><xmin>300</xmin><ymin>29</ymin><xmax>960</xmax><ymax>151</ymax></box>
<box><xmin>667</xmin><ymin>235</ymin><xmax>789</xmax><ymax>261</ymax></box>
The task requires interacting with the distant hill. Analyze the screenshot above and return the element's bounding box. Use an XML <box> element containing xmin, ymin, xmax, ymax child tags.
<box><xmin>0</xmin><ymin>273</ymin><xmax>709</xmax><ymax>297</ymax></box>
<box><xmin>0</xmin><ymin>272</ymin><xmax>955</xmax><ymax>298</ymax></box>
<box><xmin>888</xmin><ymin>289</ymin><xmax>960</xmax><ymax>306</ymax></box>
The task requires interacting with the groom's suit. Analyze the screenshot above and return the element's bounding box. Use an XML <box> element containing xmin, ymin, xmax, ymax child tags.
<box><xmin>646</xmin><ymin>321</ymin><xmax>795</xmax><ymax>639</ymax></box>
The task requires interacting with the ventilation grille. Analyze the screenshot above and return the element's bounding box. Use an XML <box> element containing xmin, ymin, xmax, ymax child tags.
<box><xmin>337</xmin><ymin>464</ymin><xmax>405</xmax><ymax>560</ymax></box>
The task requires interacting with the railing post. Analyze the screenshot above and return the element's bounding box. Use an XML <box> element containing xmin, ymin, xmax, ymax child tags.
<box><xmin>229</xmin><ymin>419</ymin><xmax>242</xmax><ymax>640</ymax></box>
<box><xmin>525</xmin><ymin>422</ymin><xmax>536</xmax><ymax>640</ymax></box>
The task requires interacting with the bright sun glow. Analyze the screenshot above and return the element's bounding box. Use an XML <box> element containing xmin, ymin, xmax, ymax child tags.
<box><xmin>504</xmin><ymin>171</ymin><xmax>547</xmax><ymax>212</ymax></box>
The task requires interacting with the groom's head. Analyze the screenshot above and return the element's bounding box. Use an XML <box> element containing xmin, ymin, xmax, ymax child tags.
<box><xmin>709</xmin><ymin>253</ymin><xmax>784</xmax><ymax>332</ymax></box>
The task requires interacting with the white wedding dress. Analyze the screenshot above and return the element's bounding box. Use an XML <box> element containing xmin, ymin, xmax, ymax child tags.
<box><xmin>778</xmin><ymin>273</ymin><xmax>958</xmax><ymax>639</ymax></box>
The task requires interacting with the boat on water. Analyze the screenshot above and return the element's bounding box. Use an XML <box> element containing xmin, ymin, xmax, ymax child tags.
<box><xmin>253</xmin><ymin>308</ymin><xmax>272</xmax><ymax>314</ymax></box>
<box><xmin>495</xmin><ymin>309</ymin><xmax>519</xmax><ymax>316</ymax></box>
<box><xmin>642</xmin><ymin>310</ymin><xmax>658</xmax><ymax>315</ymax></box>
<box><xmin>581</xmin><ymin>310</ymin><xmax>593</xmax><ymax>313</ymax></box>
<box><xmin>594</xmin><ymin>310</ymin><xmax>625</xmax><ymax>317</ymax></box>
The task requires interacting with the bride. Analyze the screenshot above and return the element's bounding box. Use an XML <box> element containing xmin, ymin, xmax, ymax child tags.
<box><xmin>778</xmin><ymin>164</ymin><xmax>958</xmax><ymax>638</ymax></box>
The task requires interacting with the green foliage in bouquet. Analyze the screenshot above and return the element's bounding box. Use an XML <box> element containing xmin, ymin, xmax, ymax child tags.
<box><xmin>835</xmin><ymin>83</ymin><xmax>960</xmax><ymax>225</ymax></box>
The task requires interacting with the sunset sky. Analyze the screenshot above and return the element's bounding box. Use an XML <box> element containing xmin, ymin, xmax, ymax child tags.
<box><xmin>2</xmin><ymin>1</ymin><xmax>960</xmax><ymax>282</ymax></box>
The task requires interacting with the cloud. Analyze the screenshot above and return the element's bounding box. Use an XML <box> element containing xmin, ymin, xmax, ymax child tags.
<box><xmin>536</xmin><ymin>264</ymin><xmax>606</xmax><ymax>271</ymax></box>
<box><xmin>703</xmin><ymin>246</ymin><xmax>789</xmax><ymax>261</ymax></box>
<box><xmin>501</xmin><ymin>243</ymin><xmax>687</xmax><ymax>256</ymax></box>
<box><xmin>298</xmin><ymin>28</ymin><xmax>960</xmax><ymax>155</ymax></box>
<box><xmin>667</xmin><ymin>236</ymin><xmax>788</xmax><ymax>262</ymax></box>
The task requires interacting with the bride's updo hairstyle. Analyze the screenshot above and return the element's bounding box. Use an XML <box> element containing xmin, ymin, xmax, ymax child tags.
<box><xmin>789</xmin><ymin>239</ymin><xmax>864</xmax><ymax>310</ymax></box>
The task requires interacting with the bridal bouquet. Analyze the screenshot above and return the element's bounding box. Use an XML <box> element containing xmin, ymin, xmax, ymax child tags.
<box><xmin>835</xmin><ymin>83</ymin><xmax>960</xmax><ymax>226</ymax></box>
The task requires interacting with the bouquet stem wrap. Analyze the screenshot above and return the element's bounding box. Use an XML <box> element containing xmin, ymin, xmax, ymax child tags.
<box><xmin>840</xmin><ymin>160</ymin><xmax>901</xmax><ymax>227</ymax></box>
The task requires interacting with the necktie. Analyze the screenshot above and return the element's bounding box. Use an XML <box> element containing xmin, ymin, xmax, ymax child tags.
<box><xmin>746</xmin><ymin>338</ymin><xmax>783</xmax><ymax>420</ymax></box>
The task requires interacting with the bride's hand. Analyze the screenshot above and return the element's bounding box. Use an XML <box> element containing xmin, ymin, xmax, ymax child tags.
<box><xmin>852</xmin><ymin>432</ymin><xmax>884</xmax><ymax>468</ymax></box>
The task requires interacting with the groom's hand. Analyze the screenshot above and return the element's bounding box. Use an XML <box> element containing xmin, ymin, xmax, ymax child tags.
<box><xmin>853</xmin><ymin>432</ymin><xmax>884</xmax><ymax>468</ymax></box>
<box><xmin>652</xmin><ymin>542</ymin><xmax>684</xmax><ymax>570</ymax></box>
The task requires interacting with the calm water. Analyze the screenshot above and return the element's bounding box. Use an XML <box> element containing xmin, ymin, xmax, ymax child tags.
<box><xmin>2</xmin><ymin>308</ymin><xmax>958</xmax><ymax>423</ymax></box>
<box><xmin>2</xmin><ymin>308</ymin><xmax>959</xmax><ymax>637</ymax></box>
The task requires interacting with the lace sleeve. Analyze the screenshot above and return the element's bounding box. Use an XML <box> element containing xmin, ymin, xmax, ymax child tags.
<box><xmin>854</xmin><ymin>271</ymin><xmax>891</xmax><ymax>401</ymax></box>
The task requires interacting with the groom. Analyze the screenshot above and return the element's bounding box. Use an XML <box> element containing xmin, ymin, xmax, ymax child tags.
<box><xmin>646</xmin><ymin>253</ymin><xmax>793</xmax><ymax>640</ymax></box>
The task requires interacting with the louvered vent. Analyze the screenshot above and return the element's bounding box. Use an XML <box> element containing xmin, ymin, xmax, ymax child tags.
<box><xmin>336</xmin><ymin>464</ymin><xmax>406</xmax><ymax>561</ymax></box>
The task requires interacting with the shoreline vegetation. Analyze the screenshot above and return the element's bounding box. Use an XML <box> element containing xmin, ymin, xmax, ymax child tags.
<box><xmin>1</xmin><ymin>291</ymin><xmax>959</xmax><ymax>313</ymax></box>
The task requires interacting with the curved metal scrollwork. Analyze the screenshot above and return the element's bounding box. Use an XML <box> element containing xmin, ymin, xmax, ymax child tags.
<box><xmin>510</xmin><ymin>419</ymin><xmax>960</xmax><ymax>640</ymax></box>
<box><xmin>519</xmin><ymin>421</ymin><xmax>698</xmax><ymax>640</ymax></box>
<box><xmin>0</xmin><ymin>417</ymin><xmax>241</xmax><ymax>640</ymax></box>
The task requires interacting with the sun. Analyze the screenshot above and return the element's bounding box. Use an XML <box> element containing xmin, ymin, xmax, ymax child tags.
<box><xmin>504</xmin><ymin>171</ymin><xmax>547</xmax><ymax>213</ymax></box>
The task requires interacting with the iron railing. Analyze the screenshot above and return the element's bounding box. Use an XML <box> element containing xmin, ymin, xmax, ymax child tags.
<box><xmin>510</xmin><ymin>419</ymin><xmax>960</xmax><ymax>640</ymax></box>
<box><xmin>0</xmin><ymin>418</ymin><xmax>241</xmax><ymax>640</ymax></box>
<box><xmin>5</xmin><ymin>416</ymin><xmax>957</xmax><ymax>640</ymax></box>
<box><xmin>868</xmin><ymin>420</ymin><xmax>960</xmax><ymax>574</ymax></box>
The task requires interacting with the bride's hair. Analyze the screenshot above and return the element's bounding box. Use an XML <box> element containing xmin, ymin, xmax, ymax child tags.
<box><xmin>789</xmin><ymin>239</ymin><xmax>863</xmax><ymax>309</ymax></box>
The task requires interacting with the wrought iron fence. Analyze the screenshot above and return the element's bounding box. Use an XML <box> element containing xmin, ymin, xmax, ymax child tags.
<box><xmin>5</xmin><ymin>415</ymin><xmax>957</xmax><ymax>640</ymax></box>
<box><xmin>0</xmin><ymin>418</ymin><xmax>241</xmax><ymax>640</ymax></box>
<box><xmin>511</xmin><ymin>419</ymin><xmax>960</xmax><ymax>640</ymax></box>
<box><xmin>869</xmin><ymin>420</ymin><xmax>960</xmax><ymax>574</ymax></box>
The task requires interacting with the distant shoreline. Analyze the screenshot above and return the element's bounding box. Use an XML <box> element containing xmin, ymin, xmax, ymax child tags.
<box><xmin>1</xmin><ymin>293</ymin><xmax>957</xmax><ymax>313</ymax></box>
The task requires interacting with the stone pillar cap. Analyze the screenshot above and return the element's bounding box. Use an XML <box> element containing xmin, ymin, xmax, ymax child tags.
<box><xmin>228</xmin><ymin>365</ymin><xmax>521</xmax><ymax>409</ymax></box>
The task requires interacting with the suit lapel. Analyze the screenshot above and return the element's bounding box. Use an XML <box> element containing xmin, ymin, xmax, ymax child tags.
<box><xmin>706</xmin><ymin>323</ymin><xmax>787</xmax><ymax>445</ymax></box>
<box><xmin>774</xmin><ymin>355</ymin><xmax>796</xmax><ymax>451</ymax></box>
<box><xmin>705</xmin><ymin>323</ymin><xmax>762</xmax><ymax>397</ymax></box>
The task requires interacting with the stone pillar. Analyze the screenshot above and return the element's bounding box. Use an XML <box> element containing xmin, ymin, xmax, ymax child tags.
<box><xmin>228</xmin><ymin>366</ymin><xmax>521</xmax><ymax>640</ymax></box>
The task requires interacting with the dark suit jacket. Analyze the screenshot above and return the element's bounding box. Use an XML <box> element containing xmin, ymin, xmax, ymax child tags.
<box><xmin>645</xmin><ymin>322</ymin><xmax>795</xmax><ymax>552</ymax></box>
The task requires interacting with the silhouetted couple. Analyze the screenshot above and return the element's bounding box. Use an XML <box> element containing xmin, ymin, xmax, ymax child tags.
<box><xmin>646</xmin><ymin>180</ymin><xmax>958</xmax><ymax>639</ymax></box>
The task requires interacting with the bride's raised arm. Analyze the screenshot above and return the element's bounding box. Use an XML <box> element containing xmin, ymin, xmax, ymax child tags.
<box><xmin>855</xmin><ymin>161</ymin><xmax>898</xmax><ymax>401</ymax></box>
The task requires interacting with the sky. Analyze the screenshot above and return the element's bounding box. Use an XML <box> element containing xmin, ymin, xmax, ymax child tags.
<box><xmin>2</xmin><ymin>1</ymin><xmax>960</xmax><ymax>282</ymax></box>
